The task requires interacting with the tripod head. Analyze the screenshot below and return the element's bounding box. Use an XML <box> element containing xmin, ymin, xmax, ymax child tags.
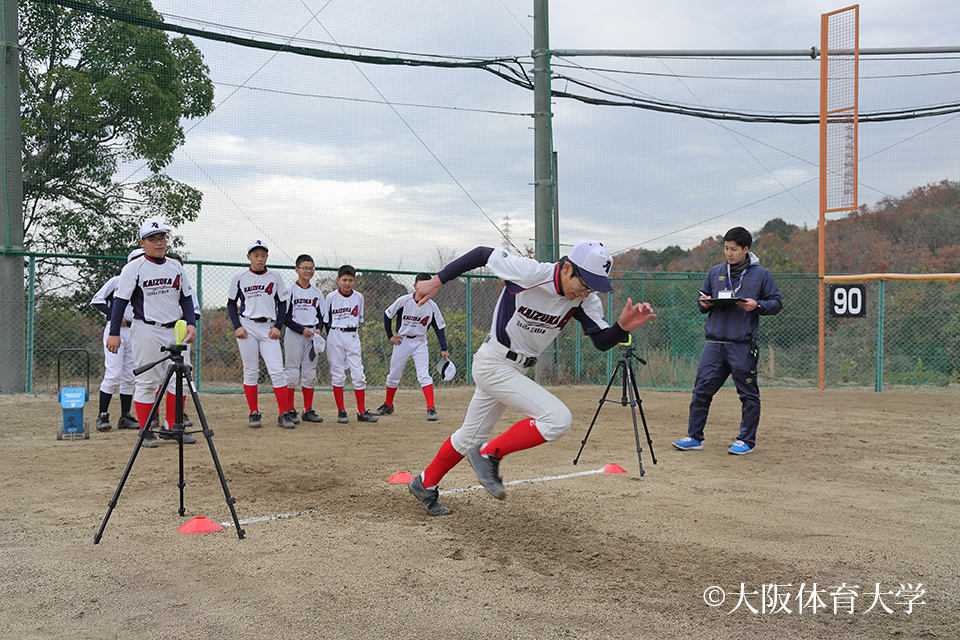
<box><xmin>617</xmin><ymin>334</ymin><xmax>647</xmax><ymax>365</ymax></box>
<box><xmin>134</xmin><ymin>342</ymin><xmax>188</xmax><ymax>376</ymax></box>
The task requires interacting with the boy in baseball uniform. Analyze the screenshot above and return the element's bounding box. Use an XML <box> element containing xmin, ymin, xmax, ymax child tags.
<box><xmin>91</xmin><ymin>248</ymin><xmax>145</xmax><ymax>431</ymax></box>
<box><xmin>106</xmin><ymin>220</ymin><xmax>198</xmax><ymax>448</ymax></box>
<box><xmin>165</xmin><ymin>251</ymin><xmax>200</xmax><ymax>430</ymax></box>
<box><xmin>409</xmin><ymin>240</ymin><xmax>656</xmax><ymax>515</ymax></box>
<box><xmin>371</xmin><ymin>272</ymin><xmax>450</xmax><ymax>421</ymax></box>
<box><xmin>283</xmin><ymin>254</ymin><xmax>327</xmax><ymax>424</ymax></box>
<box><xmin>227</xmin><ymin>240</ymin><xmax>295</xmax><ymax>429</ymax></box>
<box><xmin>324</xmin><ymin>265</ymin><xmax>378</xmax><ymax>424</ymax></box>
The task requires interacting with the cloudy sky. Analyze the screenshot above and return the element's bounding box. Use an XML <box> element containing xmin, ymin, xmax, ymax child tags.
<box><xmin>146</xmin><ymin>0</ymin><xmax>960</xmax><ymax>270</ymax></box>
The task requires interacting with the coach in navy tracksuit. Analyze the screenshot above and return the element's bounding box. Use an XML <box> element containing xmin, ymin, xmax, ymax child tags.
<box><xmin>672</xmin><ymin>227</ymin><xmax>782</xmax><ymax>455</ymax></box>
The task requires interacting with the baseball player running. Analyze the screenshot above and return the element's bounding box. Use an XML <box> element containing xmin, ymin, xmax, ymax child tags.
<box><xmin>371</xmin><ymin>272</ymin><xmax>450</xmax><ymax>421</ymax></box>
<box><xmin>91</xmin><ymin>248</ymin><xmax>145</xmax><ymax>431</ymax></box>
<box><xmin>283</xmin><ymin>254</ymin><xmax>327</xmax><ymax>425</ymax></box>
<box><xmin>408</xmin><ymin>240</ymin><xmax>656</xmax><ymax>516</ymax></box>
<box><xmin>325</xmin><ymin>265</ymin><xmax>378</xmax><ymax>423</ymax></box>
<box><xmin>106</xmin><ymin>220</ymin><xmax>198</xmax><ymax>448</ymax></box>
<box><xmin>227</xmin><ymin>239</ymin><xmax>295</xmax><ymax>429</ymax></box>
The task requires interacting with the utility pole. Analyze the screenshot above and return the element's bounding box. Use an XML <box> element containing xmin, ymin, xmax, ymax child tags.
<box><xmin>533</xmin><ymin>0</ymin><xmax>554</xmax><ymax>262</ymax></box>
<box><xmin>0</xmin><ymin>0</ymin><xmax>25</xmax><ymax>392</ymax></box>
<box><xmin>533</xmin><ymin>1</ymin><xmax>557</xmax><ymax>383</ymax></box>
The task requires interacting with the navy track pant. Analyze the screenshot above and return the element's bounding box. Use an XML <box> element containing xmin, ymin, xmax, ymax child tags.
<box><xmin>686</xmin><ymin>340</ymin><xmax>760</xmax><ymax>448</ymax></box>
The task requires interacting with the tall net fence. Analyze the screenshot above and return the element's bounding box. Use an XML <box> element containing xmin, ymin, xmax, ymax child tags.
<box><xmin>8</xmin><ymin>1</ymin><xmax>960</xmax><ymax>394</ymax></box>
<box><xmin>27</xmin><ymin>255</ymin><xmax>960</xmax><ymax>395</ymax></box>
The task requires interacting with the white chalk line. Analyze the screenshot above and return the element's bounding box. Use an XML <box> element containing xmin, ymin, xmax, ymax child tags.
<box><xmin>439</xmin><ymin>467</ymin><xmax>607</xmax><ymax>495</ymax></box>
<box><xmin>218</xmin><ymin>466</ymin><xmax>617</xmax><ymax>527</ymax></box>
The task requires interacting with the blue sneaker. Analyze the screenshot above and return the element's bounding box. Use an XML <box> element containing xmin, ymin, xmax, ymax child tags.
<box><xmin>672</xmin><ymin>437</ymin><xmax>703</xmax><ymax>451</ymax></box>
<box><xmin>728</xmin><ymin>440</ymin><xmax>753</xmax><ymax>455</ymax></box>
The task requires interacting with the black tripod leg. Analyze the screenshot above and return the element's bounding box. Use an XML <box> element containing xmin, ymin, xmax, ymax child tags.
<box><xmin>574</xmin><ymin>360</ymin><xmax>624</xmax><ymax>465</ymax></box>
<box><xmin>623</xmin><ymin>361</ymin><xmax>646</xmax><ymax>477</ymax></box>
<box><xmin>186</xmin><ymin>379</ymin><xmax>245</xmax><ymax>540</ymax></box>
<box><xmin>630</xmin><ymin>360</ymin><xmax>657</xmax><ymax>465</ymax></box>
<box><xmin>94</xmin><ymin>364</ymin><xmax>175</xmax><ymax>544</ymax></box>
<box><xmin>175</xmin><ymin>364</ymin><xmax>186</xmax><ymax>517</ymax></box>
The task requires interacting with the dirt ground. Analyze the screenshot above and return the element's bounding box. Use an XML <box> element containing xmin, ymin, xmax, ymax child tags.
<box><xmin>1</xmin><ymin>385</ymin><xmax>957</xmax><ymax>640</ymax></box>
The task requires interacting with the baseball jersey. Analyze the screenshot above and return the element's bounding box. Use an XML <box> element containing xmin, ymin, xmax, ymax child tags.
<box><xmin>227</xmin><ymin>268</ymin><xmax>289</xmax><ymax>328</ymax></box>
<box><xmin>92</xmin><ymin>275</ymin><xmax>134</xmax><ymax>328</ymax></box>
<box><xmin>438</xmin><ymin>247</ymin><xmax>623</xmax><ymax>359</ymax></box>
<box><xmin>109</xmin><ymin>255</ymin><xmax>196</xmax><ymax>334</ymax></box>
<box><xmin>325</xmin><ymin>289</ymin><xmax>364</xmax><ymax>330</ymax></box>
<box><xmin>384</xmin><ymin>293</ymin><xmax>448</xmax><ymax>350</ymax></box>
<box><xmin>285</xmin><ymin>281</ymin><xmax>326</xmax><ymax>332</ymax></box>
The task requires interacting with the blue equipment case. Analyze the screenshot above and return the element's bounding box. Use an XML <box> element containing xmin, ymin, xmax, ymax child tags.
<box><xmin>57</xmin><ymin>349</ymin><xmax>91</xmax><ymax>441</ymax></box>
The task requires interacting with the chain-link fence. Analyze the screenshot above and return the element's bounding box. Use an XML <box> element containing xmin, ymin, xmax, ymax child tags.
<box><xmin>18</xmin><ymin>251</ymin><xmax>960</xmax><ymax>396</ymax></box>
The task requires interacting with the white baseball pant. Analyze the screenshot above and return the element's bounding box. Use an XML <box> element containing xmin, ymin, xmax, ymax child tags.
<box><xmin>99</xmin><ymin>324</ymin><xmax>134</xmax><ymax>395</ymax></box>
<box><xmin>237</xmin><ymin>317</ymin><xmax>286</xmax><ymax>387</ymax></box>
<box><xmin>284</xmin><ymin>329</ymin><xmax>319</xmax><ymax>388</ymax></box>
<box><xmin>326</xmin><ymin>329</ymin><xmax>366</xmax><ymax>389</ymax></box>
<box><xmin>448</xmin><ymin>341</ymin><xmax>572</xmax><ymax>454</ymax></box>
<box><xmin>130</xmin><ymin>320</ymin><xmax>178</xmax><ymax>405</ymax></box>
<box><xmin>384</xmin><ymin>335</ymin><xmax>433</xmax><ymax>388</ymax></box>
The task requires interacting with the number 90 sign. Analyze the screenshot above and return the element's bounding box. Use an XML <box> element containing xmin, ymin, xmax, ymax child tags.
<box><xmin>829</xmin><ymin>284</ymin><xmax>866</xmax><ymax>318</ymax></box>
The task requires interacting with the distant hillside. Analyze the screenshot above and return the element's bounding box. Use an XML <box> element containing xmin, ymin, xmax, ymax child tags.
<box><xmin>615</xmin><ymin>180</ymin><xmax>960</xmax><ymax>274</ymax></box>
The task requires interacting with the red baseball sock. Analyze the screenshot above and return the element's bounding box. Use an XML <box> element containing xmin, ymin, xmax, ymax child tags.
<box><xmin>333</xmin><ymin>386</ymin><xmax>345</xmax><ymax>411</ymax></box>
<box><xmin>165</xmin><ymin>391</ymin><xmax>178</xmax><ymax>428</ymax></box>
<box><xmin>287</xmin><ymin>386</ymin><xmax>296</xmax><ymax>409</ymax></box>
<box><xmin>422</xmin><ymin>384</ymin><xmax>434</xmax><ymax>409</ymax></box>
<box><xmin>134</xmin><ymin>401</ymin><xmax>153</xmax><ymax>430</ymax></box>
<box><xmin>355</xmin><ymin>389</ymin><xmax>366</xmax><ymax>414</ymax></box>
<box><xmin>302</xmin><ymin>387</ymin><xmax>314</xmax><ymax>410</ymax></box>
<box><xmin>481</xmin><ymin>418</ymin><xmax>547</xmax><ymax>458</ymax></box>
<box><xmin>385</xmin><ymin>385</ymin><xmax>398</xmax><ymax>407</ymax></box>
<box><xmin>273</xmin><ymin>386</ymin><xmax>289</xmax><ymax>414</ymax></box>
<box><xmin>422</xmin><ymin>437</ymin><xmax>464</xmax><ymax>488</ymax></box>
<box><xmin>244</xmin><ymin>385</ymin><xmax>259</xmax><ymax>413</ymax></box>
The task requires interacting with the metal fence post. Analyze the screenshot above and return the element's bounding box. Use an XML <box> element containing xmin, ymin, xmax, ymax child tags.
<box><xmin>25</xmin><ymin>255</ymin><xmax>34</xmax><ymax>392</ymax></box>
<box><xmin>875</xmin><ymin>279</ymin><xmax>885</xmax><ymax>392</ymax></box>
<box><xmin>465</xmin><ymin>275</ymin><xmax>472</xmax><ymax>386</ymax></box>
<box><xmin>195</xmin><ymin>262</ymin><xmax>203</xmax><ymax>391</ymax></box>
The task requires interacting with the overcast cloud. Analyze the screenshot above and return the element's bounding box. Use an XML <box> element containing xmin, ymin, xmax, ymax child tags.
<box><xmin>146</xmin><ymin>0</ymin><xmax>960</xmax><ymax>269</ymax></box>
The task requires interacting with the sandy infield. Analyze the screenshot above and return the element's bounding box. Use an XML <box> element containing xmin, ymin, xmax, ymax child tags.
<box><xmin>1</xmin><ymin>386</ymin><xmax>957</xmax><ymax>639</ymax></box>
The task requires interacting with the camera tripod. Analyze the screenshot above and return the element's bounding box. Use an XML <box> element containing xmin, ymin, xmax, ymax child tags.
<box><xmin>94</xmin><ymin>343</ymin><xmax>245</xmax><ymax>543</ymax></box>
<box><xmin>574</xmin><ymin>337</ymin><xmax>657</xmax><ymax>476</ymax></box>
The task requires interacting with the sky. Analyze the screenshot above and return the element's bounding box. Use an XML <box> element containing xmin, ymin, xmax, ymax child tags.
<box><xmin>143</xmin><ymin>0</ymin><xmax>960</xmax><ymax>271</ymax></box>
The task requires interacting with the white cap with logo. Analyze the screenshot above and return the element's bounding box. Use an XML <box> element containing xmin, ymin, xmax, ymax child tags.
<box><xmin>139</xmin><ymin>219</ymin><xmax>168</xmax><ymax>239</ymax></box>
<box><xmin>568</xmin><ymin>239</ymin><xmax>614</xmax><ymax>292</ymax></box>
<box><xmin>436</xmin><ymin>357</ymin><xmax>457</xmax><ymax>382</ymax></box>
<box><xmin>248</xmin><ymin>239</ymin><xmax>268</xmax><ymax>253</ymax></box>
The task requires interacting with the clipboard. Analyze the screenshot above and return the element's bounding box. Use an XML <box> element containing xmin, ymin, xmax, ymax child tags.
<box><xmin>701</xmin><ymin>297</ymin><xmax>745</xmax><ymax>307</ymax></box>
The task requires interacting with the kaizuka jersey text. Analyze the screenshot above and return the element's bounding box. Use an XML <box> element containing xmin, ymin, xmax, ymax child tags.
<box><xmin>114</xmin><ymin>256</ymin><xmax>193</xmax><ymax>324</ymax></box>
<box><xmin>287</xmin><ymin>282</ymin><xmax>326</xmax><ymax>327</ymax></box>
<box><xmin>385</xmin><ymin>293</ymin><xmax>445</xmax><ymax>337</ymax></box>
<box><xmin>228</xmin><ymin>268</ymin><xmax>288</xmax><ymax>320</ymax></box>
<box><xmin>486</xmin><ymin>248</ymin><xmax>609</xmax><ymax>358</ymax></box>
<box><xmin>325</xmin><ymin>289</ymin><xmax>364</xmax><ymax>329</ymax></box>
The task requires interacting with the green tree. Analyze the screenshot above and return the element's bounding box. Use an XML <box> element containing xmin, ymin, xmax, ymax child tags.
<box><xmin>19</xmin><ymin>0</ymin><xmax>214</xmax><ymax>297</ymax></box>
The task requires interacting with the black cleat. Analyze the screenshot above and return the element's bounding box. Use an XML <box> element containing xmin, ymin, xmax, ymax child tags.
<box><xmin>468</xmin><ymin>444</ymin><xmax>506</xmax><ymax>500</ymax></box>
<box><xmin>249</xmin><ymin>411</ymin><xmax>262</xmax><ymax>429</ymax></box>
<box><xmin>426</xmin><ymin>407</ymin><xmax>438</xmax><ymax>421</ymax></box>
<box><xmin>95</xmin><ymin>412</ymin><xmax>112</xmax><ymax>432</ymax></box>
<box><xmin>278</xmin><ymin>411</ymin><xmax>296</xmax><ymax>429</ymax></box>
<box><xmin>357</xmin><ymin>410</ymin><xmax>379</xmax><ymax>423</ymax></box>
<box><xmin>289</xmin><ymin>409</ymin><xmax>300</xmax><ymax>425</ymax></box>
<box><xmin>182</xmin><ymin>413</ymin><xmax>194</xmax><ymax>427</ymax></box>
<box><xmin>158</xmin><ymin>425</ymin><xmax>197</xmax><ymax>444</ymax></box>
<box><xmin>337</xmin><ymin>409</ymin><xmax>349</xmax><ymax>424</ymax></box>
<box><xmin>408</xmin><ymin>476</ymin><xmax>452</xmax><ymax>516</ymax></box>
<box><xmin>141</xmin><ymin>430</ymin><xmax>159</xmax><ymax>448</ymax></box>
<box><xmin>301</xmin><ymin>408</ymin><xmax>323</xmax><ymax>423</ymax></box>
<box><xmin>117</xmin><ymin>414</ymin><xmax>139</xmax><ymax>430</ymax></box>
<box><xmin>370</xmin><ymin>403</ymin><xmax>394</xmax><ymax>416</ymax></box>
<box><xmin>150</xmin><ymin>414</ymin><xmax>160</xmax><ymax>429</ymax></box>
